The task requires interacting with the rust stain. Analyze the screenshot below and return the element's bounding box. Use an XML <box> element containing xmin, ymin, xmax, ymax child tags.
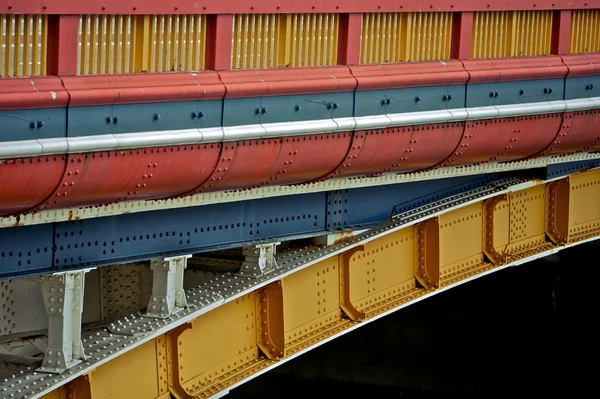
<box><xmin>332</xmin><ymin>231</ymin><xmax>356</xmax><ymax>245</ymax></box>
<box><xmin>11</xmin><ymin>215</ymin><xmax>21</xmax><ymax>227</ymax></box>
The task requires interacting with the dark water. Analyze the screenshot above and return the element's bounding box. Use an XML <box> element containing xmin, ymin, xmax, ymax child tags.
<box><xmin>229</xmin><ymin>242</ymin><xmax>599</xmax><ymax>398</ymax></box>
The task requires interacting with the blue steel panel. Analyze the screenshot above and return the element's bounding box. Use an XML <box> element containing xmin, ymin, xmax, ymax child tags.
<box><xmin>494</xmin><ymin>79</ymin><xmax>565</xmax><ymax>106</ymax></box>
<box><xmin>111</xmin><ymin>101</ymin><xmax>201</xmax><ymax>134</ymax></box>
<box><xmin>222</xmin><ymin>97</ymin><xmax>262</xmax><ymax>127</ymax></box>
<box><xmin>545</xmin><ymin>159</ymin><xmax>600</xmax><ymax>180</ymax></box>
<box><xmin>445</xmin><ymin>84</ymin><xmax>467</xmax><ymax>110</ymax></box>
<box><xmin>354</xmin><ymin>89</ymin><xmax>387</xmax><ymax>117</ymax></box>
<box><xmin>565</xmin><ymin>76</ymin><xmax>592</xmax><ymax>100</ymax></box>
<box><xmin>260</xmin><ymin>93</ymin><xmax>334</xmax><ymax>124</ymax></box>
<box><xmin>196</xmin><ymin>99</ymin><xmax>223</xmax><ymax>129</ymax></box>
<box><xmin>387</xmin><ymin>85</ymin><xmax>449</xmax><ymax>114</ymax></box>
<box><xmin>0</xmin><ymin>224</ymin><xmax>54</xmax><ymax>279</ymax></box>
<box><xmin>68</xmin><ymin>105</ymin><xmax>113</xmax><ymax>137</ymax></box>
<box><xmin>333</xmin><ymin>174</ymin><xmax>523</xmax><ymax>227</ymax></box>
<box><xmin>0</xmin><ymin>107</ymin><xmax>67</xmax><ymax>141</ymax></box>
<box><xmin>330</xmin><ymin>92</ymin><xmax>354</xmax><ymax>119</ymax></box>
<box><xmin>465</xmin><ymin>83</ymin><xmax>496</xmax><ymax>108</ymax></box>
<box><xmin>53</xmin><ymin>194</ymin><xmax>326</xmax><ymax>268</ymax></box>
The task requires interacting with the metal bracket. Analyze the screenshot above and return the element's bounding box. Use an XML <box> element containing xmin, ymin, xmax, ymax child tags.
<box><xmin>28</xmin><ymin>269</ymin><xmax>94</xmax><ymax>374</ymax></box>
<box><xmin>144</xmin><ymin>255</ymin><xmax>191</xmax><ymax>318</ymax></box>
<box><xmin>239</xmin><ymin>242</ymin><xmax>281</xmax><ymax>277</ymax></box>
<box><xmin>414</xmin><ymin>218</ymin><xmax>440</xmax><ymax>290</ymax></box>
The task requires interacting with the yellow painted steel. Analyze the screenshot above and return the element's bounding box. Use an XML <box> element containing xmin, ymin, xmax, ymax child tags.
<box><xmin>360</xmin><ymin>12</ymin><xmax>452</xmax><ymax>64</ymax></box>
<box><xmin>471</xmin><ymin>10</ymin><xmax>552</xmax><ymax>58</ymax></box>
<box><xmin>569</xmin><ymin>170</ymin><xmax>600</xmax><ymax>240</ymax></box>
<box><xmin>570</xmin><ymin>9</ymin><xmax>600</xmax><ymax>54</ymax></box>
<box><xmin>78</xmin><ymin>14</ymin><xmax>206</xmax><ymax>75</ymax></box>
<box><xmin>439</xmin><ymin>203</ymin><xmax>487</xmax><ymax>285</ymax></box>
<box><xmin>43</xmin><ymin>169</ymin><xmax>600</xmax><ymax>399</ymax></box>
<box><xmin>172</xmin><ymin>293</ymin><xmax>263</xmax><ymax>397</ymax></box>
<box><xmin>0</xmin><ymin>14</ymin><xmax>47</xmax><ymax>77</ymax></box>
<box><xmin>231</xmin><ymin>13</ymin><xmax>338</xmax><ymax>69</ymax></box>
<box><xmin>348</xmin><ymin>229</ymin><xmax>416</xmax><ymax>314</ymax></box>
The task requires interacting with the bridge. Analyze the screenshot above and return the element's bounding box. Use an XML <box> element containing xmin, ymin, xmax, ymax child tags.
<box><xmin>0</xmin><ymin>0</ymin><xmax>599</xmax><ymax>397</ymax></box>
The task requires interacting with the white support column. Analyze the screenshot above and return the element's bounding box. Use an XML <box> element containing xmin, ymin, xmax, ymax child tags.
<box><xmin>144</xmin><ymin>255</ymin><xmax>191</xmax><ymax>318</ymax></box>
<box><xmin>239</xmin><ymin>242</ymin><xmax>280</xmax><ymax>277</ymax></box>
<box><xmin>30</xmin><ymin>269</ymin><xmax>93</xmax><ymax>374</ymax></box>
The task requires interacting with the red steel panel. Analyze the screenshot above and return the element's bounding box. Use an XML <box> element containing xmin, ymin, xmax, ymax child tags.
<box><xmin>198</xmin><ymin>133</ymin><xmax>352</xmax><ymax>192</ymax></box>
<box><xmin>562</xmin><ymin>54</ymin><xmax>600</xmax><ymax>77</ymax></box>
<box><xmin>205</xmin><ymin>14</ymin><xmax>234</xmax><ymax>71</ymax></box>
<box><xmin>61</xmin><ymin>72</ymin><xmax>224</xmax><ymax>107</ymax></box>
<box><xmin>34</xmin><ymin>145</ymin><xmax>221</xmax><ymax>210</ymax></box>
<box><xmin>351</xmin><ymin>60</ymin><xmax>468</xmax><ymax>91</ymax></box>
<box><xmin>542</xmin><ymin>111</ymin><xmax>600</xmax><ymax>155</ymax></box>
<box><xmin>551</xmin><ymin>10</ymin><xmax>571</xmax><ymax>56</ymax></box>
<box><xmin>492</xmin><ymin>56</ymin><xmax>568</xmax><ymax>82</ymax></box>
<box><xmin>258</xmin><ymin>67</ymin><xmax>357</xmax><ymax>96</ymax></box>
<box><xmin>0</xmin><ymin>156</ymin><xmax>65</xmax><ymax>216</ymax></box>
<box><xmin>219</xmin><ymin>70</ymin><xmax>267</xmax><ymax>99</ymax></box>
<box><xmin>444</xmin><ymin>114</ymin><xmax>563</xmax><ymax>166</ymax></box>
<box><xmin>451</xmin><ymin>12</ymin><xmax>474</xmax><ymax>60</ymax></box>
<box><xmin>337</xmin><ymin>14</ymin><xmax>363</xmax><ymax>66</ymax></box>
<box><xmin>0</xmin><ymin>77</ymin><xmax>68</xmax><ymax>110</ymax></box>
<box><xmin>325</xmin><ymin>123</ymin><xmax>465</xmax><ymax>178</ymax></box>
<box><xmin>1</xmin><ymin>1</ymin><xmax>589</xmax><ymax>15</ymax></box>
<box><xmin>46</xmin><ymin>15</ymin><xmax>78</xmax><ymax>76</ymax></box>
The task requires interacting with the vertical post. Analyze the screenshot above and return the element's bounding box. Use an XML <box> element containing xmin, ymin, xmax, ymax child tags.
<box><xmin>337</xmin><ymin>13</ymin><xmax>362</xmax><ymax>65</ymax></box>
<box><xmin>145</xmin><ymin>255</ymin><xmax>191</xmax><ymax>318</ymax></box>
<box><xmin>451</xmin><ymin>12</ymin><xmax>474</xmax><ymax>60</ymax></box>
<box><xmin>46</xmin><ymin>15</ymin><xmax>79</xmax><ymax>76</ymax></box>
<box><xmin>31</xmin><ymin>270</ymin><xmax>92</xmax><ymax>373</ymax></box>
<box><xmin>205</xmin><ymin>14</ymin><xmax>234</xmax><ymax>70</ymax></box>
<box><xmin>551</xmin><ymin>10</ymin><xmax>571</xmax><ymax>55</ymax></box>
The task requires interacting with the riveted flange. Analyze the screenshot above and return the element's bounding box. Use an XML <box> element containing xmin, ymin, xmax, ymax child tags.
<box><xmin>482</xmin><ymin>194</ymin><xmax>508</xmax><ymax>265</ymax></box>
<box><xmin>414</xmin><ymin>218</ymin><xmax>440</xmax><ymax>290</ymax></box>
<box><xmin>255</xmin><ymin>281</ymin><xmax>285</xmax><ymax>359</ymax></box>
<box><xmin>339</xmin><ymin>245</ymin><xmax>367</xmax><ymax>321</ymax></box>
<box><xmin>545</xmin><ymin>177</ymin><xmax>570</xmax><ymax>245</ymax></box>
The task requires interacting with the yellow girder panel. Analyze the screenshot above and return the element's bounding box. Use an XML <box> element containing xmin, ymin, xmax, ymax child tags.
<box><xmin>349</xmin><ymin>229</ymin><xmax>415</xmax><ymax>313</ymax></box>
<box><xmin>39</xmin><ymin>169</ymin><xmax>600</xmax><ymax>399</ymax></box>
<box><xmin>439</xmin><ymin>203</ymin><xmax>486</xmax><ymax>279</ymax></box>
<box><xmin>171</xmin><ymin>294</ymin><xmax>266</xmax><ymax>398</ymax></box>
<box><xmin>569</xmin><ymin>170</ymin><xmax>600</xmax><ymax>241</ymax></box>
<box><xmin>505</xmin><ymin>185</ymin><xmax>548</xmax><ymax>255</ymax></box>
<box><xmin>283</xmin><ymin>258</ymin><xmax>343</xmax><ymax>350</ymax></box>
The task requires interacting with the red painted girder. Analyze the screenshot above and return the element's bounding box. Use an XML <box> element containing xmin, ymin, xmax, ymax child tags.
<box><xmin>466</xmin><ymin>57</ymin><xmax>567</xmax><ymax>84</ymax></box>
<box><xmin>562</xmin><ymin>54</ymin><xmax>600</xmax><ymax>77</ymax></box>
<box><xmin>443</xmin><ymin>114</ymin><xmax>563</xmax><ymax>166</ymax></box>
<box><xmin>33</xmin><ymin>145</ymin><xmax>221</xmax><ymax>211</ymax></box>
<box><xmin>61</xmin><ymin>72</ymin><xmax>224</xmax><ymax>107</ymax></box>
<box><xmin>325</xmin><ymin>123</ymin><xmax>465</xmax><ymax>179</ymax></box>
<box><xmin>0</xmin><ymin>77</ymin><xmax>68</xmax><ymax>110</ymax></box>
<box><xmin>196</xmin><ymin>133</ymin><xmax>352</xmax><ymax>193</ymax></box>
<box><xmin>0</xmin><ymin>156</ymin><xmax>65</xmax><ymax>216</ymax></box>
<box><xmin>219</xmin><ymin>67</ymin><xmax>356</xmax><ymax>100</ymax></box>
<box><xmin>351</xmin><ymin>60</ymin><xmax>468</xmax><ymax>91</ymax></box>
<box><xmin>542</xmin><ymin>111</ymin><xmax>600</xmax><ymax>155</ymax></box>
<box><xmin>1</xmin><ymin>0</ymin><xmax>588</xmax><ymax>15</ymax></box>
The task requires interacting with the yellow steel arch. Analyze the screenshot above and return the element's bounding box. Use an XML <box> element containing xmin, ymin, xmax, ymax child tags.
<box><xmin>26</xmin><ymin>168</ymin><xmax>600</xmax><ymax>399</ymax></box>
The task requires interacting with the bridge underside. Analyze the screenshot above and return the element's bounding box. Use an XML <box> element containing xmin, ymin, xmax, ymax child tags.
<box><xmin>0</xmin><ymin>167</ymin><xmax>597</xmax><ymax>399</ymax></box>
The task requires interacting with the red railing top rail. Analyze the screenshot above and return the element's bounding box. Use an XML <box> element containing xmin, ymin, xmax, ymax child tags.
<box><xmin>1</xmin><ymin>0</ymin><xmax>597</xmax><ymax>15</ymax></box>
